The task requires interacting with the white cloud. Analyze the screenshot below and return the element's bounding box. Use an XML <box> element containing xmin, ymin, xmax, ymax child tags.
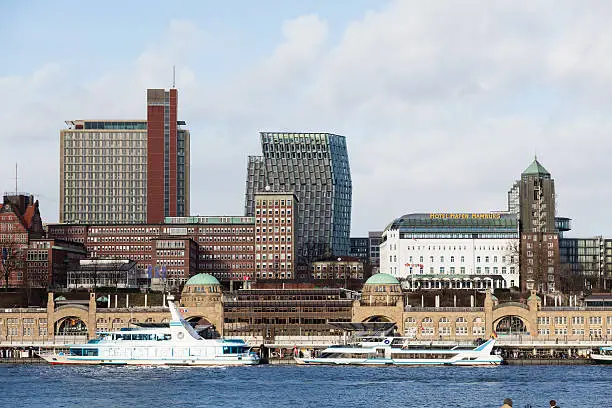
<box><xmin>3</xmin><ymin>2</ymin><xmax>612</xmax><ymax>238</ymax></box>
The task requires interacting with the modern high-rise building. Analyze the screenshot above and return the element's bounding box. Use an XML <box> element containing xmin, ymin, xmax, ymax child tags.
<box><xmin>507</xmin><ymin>181</ymin><xmax>520</xmax><ymax>217</ymax></box>
<box><xmin>245</xmin><ymin>132</ymin><xmax>352</xmax><ymax>264</ymax></box>
<box><xmin>59</xmin><ymin>88</ymin><xmax>190</xmax><ymax>225</ymax></box>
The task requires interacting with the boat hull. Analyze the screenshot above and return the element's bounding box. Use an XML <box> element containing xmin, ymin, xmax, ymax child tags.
<box><xmin>590</xmin><ymin>354</ymin><xmax>612</xmax><ymax>364</ymax></box>
<box><xmin>294</xmin><ymin>357</ymin><xmax>502</xmax><ymax>366</ymax></box>
<box><xmin>40</xmin><ymin>353</ymin><xmax>259</xmax><ymax>366</ymax></box>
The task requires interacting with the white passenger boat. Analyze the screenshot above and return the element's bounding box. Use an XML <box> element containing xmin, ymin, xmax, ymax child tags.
<box><xmin>39</xmin><ymin>298</ymin><xmax>260</xmax><ymax>366</ymax></box>
<box><xmin>590</xmin><ymin>346</ymin><xmax>612</xmax><ymax>364</ymax></box>
<box><xmin>295</xmin><ymin>337</ymin><xmax>503</xmax><ymax>366</ymax></box>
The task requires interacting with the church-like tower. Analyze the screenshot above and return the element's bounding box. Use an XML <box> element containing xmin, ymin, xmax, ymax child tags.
<box><xmin>518</xmin><ymin>158</ymin><xmax>559</xmax><ymax>292</ymax></box>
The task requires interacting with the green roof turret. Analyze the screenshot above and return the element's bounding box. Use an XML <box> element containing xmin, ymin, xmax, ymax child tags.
<box><xmin>185</xmin><ymin>273</ymin><xmax>220</xmax><ymax>286</ymax></box>
<box><xmin>364</xmin><ymin>273</ymin><xmax>400</xmax><ymax>285</ymax></box>
<box><xmin>522</xmin><ymin>157</ymin><xmax>550</xmax><ymax>177</ymax></box>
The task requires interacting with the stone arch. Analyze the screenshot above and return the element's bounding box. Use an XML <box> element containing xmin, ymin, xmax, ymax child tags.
<box><xmin>495</xmin><ymin>315</ymin><xmax>528</xmax><ymax>335</ymax></box>
<box><xmin>492</xmin><ymin>305</ymin><xmax>534</xmax><ymax>335</ymax></box>
<box><xmin>185</xmin><ymin>315</ymin><xmax>219</xmax><ymax>338</ymax></box>
<box><xmin>53</xmin><ymin>306</ymin><xmax>90</xmax><ymax>335</ymax></box>
<box><xmin>185</xmin><ymin>315</ymin><xmax>213</xmax><ymax>327</ymax></box>
<box><xmin>362</xmin><ymin>315</ymin><xmax>394</xmax><ymax>323</ymax></box>
<box><xmin>55</xmin><ymin>315</ymin><xmax>88</xmax><ymax>335</ymax></box>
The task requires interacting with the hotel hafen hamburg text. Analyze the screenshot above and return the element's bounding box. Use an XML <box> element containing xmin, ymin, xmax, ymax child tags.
<box><xmin>1</xmin><ymin>273</ymin><xmax>612</xmax><ymax>344</ymax></box>
<box><xmin>381</xmin><ymin>212</ymin><xmax>521</xmax><ymax>291</ymax></box>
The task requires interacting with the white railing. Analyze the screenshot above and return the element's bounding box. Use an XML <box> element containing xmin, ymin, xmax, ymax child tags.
<box><xmin>0</xmin><ymin>335</ymin><xmax>88</xmax><ymax>347</ymax></box>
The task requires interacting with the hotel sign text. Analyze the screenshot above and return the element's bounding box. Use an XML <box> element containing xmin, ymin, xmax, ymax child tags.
<box><xmin>428</xmin><ymin>213</ymin><xmax>502</xmax><ymax>220</ymax></box>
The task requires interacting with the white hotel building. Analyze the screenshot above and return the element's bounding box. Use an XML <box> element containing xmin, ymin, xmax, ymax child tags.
<box><xmin>380</xmin><ymin>213</ymin><xmax>519</xmax><ymax>290</ymax></box>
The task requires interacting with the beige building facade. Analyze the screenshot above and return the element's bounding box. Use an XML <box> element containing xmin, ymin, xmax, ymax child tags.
<box><xmin>1</xmin><ymin>273</ymin><xmax>612</xmax><ymax>346</ymax></box>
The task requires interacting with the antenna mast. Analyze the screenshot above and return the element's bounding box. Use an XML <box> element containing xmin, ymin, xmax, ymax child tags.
<box><xmin>15</xmin><ymin>162</ymin><xmax>17</xmax><ymax>195</ymax></box>
<box><xmin>172</xmin><ymin>65</ymin><xmax>176</xmax><ymax>88</ymax></box>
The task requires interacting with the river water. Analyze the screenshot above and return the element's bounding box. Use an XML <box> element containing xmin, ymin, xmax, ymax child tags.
<box><xmin>0</xmin><ymin>364</ymin><xmax>607</xmax><ymax>407</ymax></box>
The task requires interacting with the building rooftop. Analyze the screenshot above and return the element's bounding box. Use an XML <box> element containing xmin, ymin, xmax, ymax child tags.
<box><xmin>364</xmin><ymin>273</ymin><xmax>400</xmax><ymax>285</ymax></box>
<box><xmin>385</xmin><ymin>213</ymin><xmax>518</xmax><ymax>233</ymax></box>
<box><xmin>522</xmin><ymin>158</ymin><xmax>550</xmax><ymax>177</ymax></box>
<box><xmin>64</xmin><ymin>120</ymin><xmax>187</xmax><ymax>130</ymax></box>
<box><xmin>185</xmin><ymin>273</ymin><xmax>220</xmax><ymax>286</ymax></box>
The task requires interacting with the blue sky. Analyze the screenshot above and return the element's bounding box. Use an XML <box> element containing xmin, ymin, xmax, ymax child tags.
<box><xmin>0</xmin><ymin>1</ymin><xmax>382</xmax><ymax>79</ymax></box>
<box><xmin>2</xmin><ymin>1</ymin><xmax>612</xmax><ymax>237</ymax></box>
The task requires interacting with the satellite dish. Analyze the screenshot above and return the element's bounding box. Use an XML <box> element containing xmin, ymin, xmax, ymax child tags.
<box><xmin>265</xmin><ymin>185</ymin><xmax>271</xmax><ymax>191</ymax></box>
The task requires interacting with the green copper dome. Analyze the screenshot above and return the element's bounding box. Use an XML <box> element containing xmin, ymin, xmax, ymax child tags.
<box><xmin>365</xmin><ymin>273</ymin><xmax>400</xmax><ymax>285</ymax></box>
<box><xmin>185</xmin><ymin>273</ymin><xmax>220</xmax><ymax>286</ymax></box>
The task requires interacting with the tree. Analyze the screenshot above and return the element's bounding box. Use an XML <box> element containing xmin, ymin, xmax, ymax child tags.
<box><xmin>0</xmin><ymin>240</ymin><xmax>25</xmax><ymax>291</ymax></box>
<box><xmin>558</xmin><ymin>263</ymin><xmax>587</xmax><ymax>295</ymax></box>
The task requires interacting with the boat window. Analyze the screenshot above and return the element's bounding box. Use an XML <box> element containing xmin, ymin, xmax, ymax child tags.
<box><xmin>70</xmin><ymin>348</ymin><xmax>98</xmax><ymax>357</ymax></box>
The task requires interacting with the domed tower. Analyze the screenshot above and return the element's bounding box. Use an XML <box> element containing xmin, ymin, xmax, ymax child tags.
<box><xmin>361</xmin><ymin>273</ymin><xmax>403</xmax><ymax>307</ymax></box>
<box><xmin>179</xmin><ymin>273</ymin><xmax>224</xmax><ymax>335</ymax></box>
<box><xmin>180</xmin><ymin>273</ymin><xmax>222</xmax><ymax>307</ymax></box>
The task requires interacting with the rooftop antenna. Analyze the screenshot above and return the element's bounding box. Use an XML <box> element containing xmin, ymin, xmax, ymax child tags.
<box><xmin>15</xmin><ymin>162</ymin><xmax>18</xmax><ymax>195</ymax></box>
<box><xmin>172</xmin><ymin>65</ymin><xmax>176</xmax><ymax>88</ymax></box>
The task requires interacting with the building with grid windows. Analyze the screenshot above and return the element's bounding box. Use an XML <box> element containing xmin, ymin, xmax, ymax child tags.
<box><xmin>253</xmin><ymin>192</ymin><xmax>297</xmax><ymax>279</ymax></box>
<box><xmin>245</xmin><ymin>132</ymin><xmax>352</xmax><ymax>264</ymax></box>
<box><xmin>59</xmin><ymin>88</ymin><xmax>190</xmax><ymax>225</ymax></box>
<box><xmin>380</xmin><ymin>213</ymin><xmax>520</xmax><ymax>290</ymax></box>
<box><xmin>47</xmin><ymin>216</ymin><xmax>255</xmax><ymax>287</ymax></box>
<box><xmin>559</xmin><ymin>236</ymin><xmax>612</xmax><ymax>290</ymax></box>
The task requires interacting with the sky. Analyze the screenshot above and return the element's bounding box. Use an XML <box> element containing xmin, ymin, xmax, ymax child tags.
<box><xmin>1</xmin><ymin>0</ymin><xmax>612</xmax><ymax>238</ymax></box>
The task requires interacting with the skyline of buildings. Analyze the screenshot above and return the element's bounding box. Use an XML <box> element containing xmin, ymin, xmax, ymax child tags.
<box><xmin>3</xmin><ymin>84</ymin><xmax>612</xmax><ymax>292</ymax></box>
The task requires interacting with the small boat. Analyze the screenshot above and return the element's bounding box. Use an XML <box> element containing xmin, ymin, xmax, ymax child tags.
<box><xmin>590</xmin><ymin>346</ymin><xmax>612</xmax><ymax>364</ymax></box>
<box><xmin>39</xmin><ymin>298</ymin><xmax>260</xmax><ymax>366</ymax></box>
<box><xmin>295</xmin><ymin>337</ymin><xmax>503</xmax><ymax>366</ymax></box>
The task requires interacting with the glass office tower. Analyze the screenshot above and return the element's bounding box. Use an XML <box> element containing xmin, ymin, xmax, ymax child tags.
<box><xmin>245</xmin><ymin>132</ymin><xmax>352</xmax><ymax>264</ymax></box>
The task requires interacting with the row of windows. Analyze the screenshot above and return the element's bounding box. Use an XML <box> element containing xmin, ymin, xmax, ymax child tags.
<box><xmin>255</xmin><ymin>209</ymin><xmax>292</xmax><ymax>215</ymax></box>
<box><xmin>4</xmin><ymin>327</ymin><xmax>48</xmax><ymax>336</ymax></box>
<box><xmin>538</xmin><ymin>328</ymin><xmax>611</xmax><ymax>336</ymax></box>
<box><xmin>538</xmin><ymin>316</ymin><xmax>611</xmax><ymax>325</ymax></box>
<box><xmin>1</xmin><ymin>318</ymin><xmax>47</xmax><ymax>325</ymax></box>
<box><xmin>406</xmin><ymin>317</ymin><xmax>480</xmax><ymax>324</ymax></box>
<box><xmin>255</xmin><ymin>199</ymin><xmax>293</xmax><ymax>206</ymax></box>
<box><xmin>398</xmin><ymin>255</ymin><xmax>516</xmax><ymax>264</ymax></box>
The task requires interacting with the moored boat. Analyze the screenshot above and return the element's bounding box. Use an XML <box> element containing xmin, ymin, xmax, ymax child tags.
<box><xmin>295</xmin><ymin>337</ymin><xmax>503</xmax><ymax>366</ymax></box>
<box><xmin>590</xmin><ymin>346</ymin><xmax>612</xmax><ymax>364</ymax></box>
<box><xmin>38</xmin><ymin>297</ymin><xmax>260</xmax><ymax>366</ymax></box>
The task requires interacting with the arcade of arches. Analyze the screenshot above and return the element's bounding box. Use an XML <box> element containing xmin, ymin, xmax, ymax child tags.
<box><xmin>1</xmin><ymin>286</ymin><xmax>612</xmax><ymax>343</ymax></box>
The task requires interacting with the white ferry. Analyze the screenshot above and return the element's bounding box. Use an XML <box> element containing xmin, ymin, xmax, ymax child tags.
<box><xmin>39</xmin><ymin>298</ymin><xmax>260</xmax><ymax>366</ymax></box>
<box><xmin>590</xmin><ymin>346</ymin><xmax>612</xmax><ymax>364</ymax></box>
<box><xmin>295</xmin><ymin>337</ymin><xmax>503</xmax><ymax>366</ymax></box>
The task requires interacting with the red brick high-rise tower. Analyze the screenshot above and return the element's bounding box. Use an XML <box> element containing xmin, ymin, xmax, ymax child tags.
<box><xmin>146</xmin><ymin>88</ymin><xmax>190</xmax><ymax>223</ymax></box>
